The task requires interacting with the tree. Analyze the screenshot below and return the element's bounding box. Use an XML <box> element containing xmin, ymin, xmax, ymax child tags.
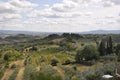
<box><xmin>115</xmin><ymin>44</ymin><xmax>120</xmax><ymax>55</ymax></box>
<box><xmin>76</xmin><ymin>45</ymin><xmax>99</xmax><ymax>62</ymax></box>
<box><xmin>115</xmin><ymin>44</ymin><xmax>120</xmax><ymax>61</ymax></box>
<box><xmin>98</xmin><ymin>40</ymin><xmax>106</xmax><ymax>56</ymax></box>
<box><xmin>106</xmin><ymin>36</ymin><xmax>113</xmax><ymax>54</ymax></box>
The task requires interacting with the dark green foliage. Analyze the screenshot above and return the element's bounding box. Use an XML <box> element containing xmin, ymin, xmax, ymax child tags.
<box><xmin>117</xmin><ymin>55</ymin><xmax>120</xmax><ymax>61</ymax></box>
<box><xmin>64</xmin><ymin>59</ymin><xmax>71</xmax><ymax>65</ymax></box>
<box><xmin>3</xmin><ymin>50</ymin><xmax>20</xmax><ymax>61</ymax></box>
<box><xmin>44</xmin><ymin>34</ymin><xmax>60</xmax><ymax>40</ymax></box>
<box><xmin>51</xmin><ymin>58</ymin><xmax>59</xmax><ymax>66</ymax></box>
<box><xmin>115</xmin><ymin>44</ymin><xmax>120</xmax><ymax>55</ymax></box>
<box><xmin>76</xmin><ymin>45</ymin><xmax>99</xmax><ymax>62</ymax></box>
<box><xmin>98</xmin><ymin>36</ymin><xmax>114</xmax><ymax>56</ymax></box>
<box><xmin>106</xmin><ymin>36</ymin><xmax>113</xmax><ymax>54</ymax></box>
<box><xmin>29</xmin><ymin>46</ymin><xmax>37</xmax><ymax>51</ymax></box>
<box><xmin>81</xmin><ymin>43</ymin><xmax>85</xmax><ymax>46</ymax></box>
<box><xmin>98</xmin><ymin>40</ymin><xmax>106</xmax><ymax>56</ymax></box>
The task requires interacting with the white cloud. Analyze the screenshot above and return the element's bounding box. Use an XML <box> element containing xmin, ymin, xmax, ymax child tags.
<box><xmin>44</xmin><ymin>4</ymin><xmax>50</xmax><ymax>8</ymax></box>
<box><xmin>1</xmin><ymin>13</ymin><xmax>21</xmax><ymax>20</ymax></box>
<box><xmin>0</xmin><ymin>0</ymin><xmax>120</xmax><ymax>32</ymax></box>
<box><xmin>0</xmin><ymin>2</ymin><xmax>18</xmax><ymax>14</ymax></box>
<box><xmin>0</xmin><ymin>0</ymin><xmax>38</xmax><ymax>20</ymax></box>
<box><xmin>52</xmin><ymin>0</ymin><xmax>78</xmax><ymax>12</ymax></box>
<box><xmin>9</xmin><ymin>0</ymin><xmax>38</xmax><ymax>11</ymax></box>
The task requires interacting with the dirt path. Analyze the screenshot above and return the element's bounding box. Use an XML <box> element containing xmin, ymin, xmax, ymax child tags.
<box><xmin>53</xmin><ymin>66</ymin><xmax>65</xmax><ymax>80</ymax></box>
<box><xmin>1</xmin><ymin>69</ymin><xmax>14</xmax><ymax>80</ymax></box>
<box><xmin>15</xmin><ymin>60</ymin><xmax>25</xmax><ymax>80</ymax></box>
<box><xmin>9</xmin><ymin>60</ymin><xmax>24</xmax><ymax>68</ymax></box>
<box><xmin>15</xmin><ymin>67</ymin><xmax>25</xmax><ymax>80</ymax></box>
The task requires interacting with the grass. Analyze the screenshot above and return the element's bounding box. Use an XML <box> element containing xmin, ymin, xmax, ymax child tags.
<box><xmin>0</xmin><ymin>68</ymin><xmax>5</xmax><ymax>80</ymax></box>
<box><xmin>23</xmin><ymin>64</ymin><xmax>37</xmax><ymax>80</ymax></box>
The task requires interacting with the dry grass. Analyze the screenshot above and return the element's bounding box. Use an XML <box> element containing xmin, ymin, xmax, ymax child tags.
<box><xmin>15</xmin><ymin>67</ymin><xmax>25</xmax><ymax>80</ymax></box>
<box><xmin>53</xmin><ymin>66</ymin><xmax>65</xmax><ymax>80</ymax></box>
<box><xmin>1</xmin><ymin>69</ymin><xmax>14</xmax><ymax>80</ymax></box>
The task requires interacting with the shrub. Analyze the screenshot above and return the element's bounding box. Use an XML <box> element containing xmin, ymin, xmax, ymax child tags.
<box><xmin>64</xmin><ymin>59</ymin><xmax>71</xmax><ymax>65</ymax></box>
<box><xmin>51</xmin><ymin>58</ymin><xmax>59</xmax><ymax>66</ymax></box>
<box><xmin>30</xmin><ymin>64</ymin><xmax>62</xmax><ymax>80</ymax></box>
<box><xmin>76</xmin><ymin>45</ymin><xmax>100</xmax><ymax>62</ymax></box>
<box><xmin>86</xmin><ymin>73</ymin><xmax>101</xmax><ymax>80</ymax></box>
<box><xmin>30</xmin><ymin>73</ymin><xmax>62</xmax><ymax>80</ymax></box>
<box><xmin>3</xmin><ymin>50</ymin><xmax>20</xmax><ymax>61</ymax></box>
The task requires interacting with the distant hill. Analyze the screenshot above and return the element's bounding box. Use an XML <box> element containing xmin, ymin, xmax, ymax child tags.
<box><xmin>80</xmin><ymin>30</ymin><xmax>120</xmax><ymax>34</ymax></box>
<box><xmin>0</xmin><ymin>30</ymin><xmax>120</xmax><ymax>35</ymax></box>
<box><xmin>0</xmin><ymin>30</ymin><xmax>51</xmax><ymax>37</ymax></box>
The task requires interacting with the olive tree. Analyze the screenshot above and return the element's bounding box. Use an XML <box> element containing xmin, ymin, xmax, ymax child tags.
<box><xmin>76</xmin><ymin>45</ymin><xmax>100</xmax><ymax>62</ymax></box>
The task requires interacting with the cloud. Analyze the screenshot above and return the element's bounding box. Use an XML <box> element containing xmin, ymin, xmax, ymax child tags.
<box><xmin>1</xmin><ymin>13</ymin><xmax>21</xmax><ymax>20</ymax></box>
<box><xmin>110</xmin><ymin>0</ymin><xmax>120</xmax><ymax>4</ymax></box>
<box><xmin>0</xmin><ymin>2</ymin><xmax>18</xmax><ymax>14</ymax></box>
<box><xmin>0</xmin><ymin>0</ymin><xmax>38</xmax><ymax>20</ymax></box>
<box><xmin>52</xmin><ymin>0</ymin><xmax>78</xmax><ymax>12</ymax></box>
<box><xmin>0</xmin><ymin>0</ymin><xmax>120</xmax><ymax>32</ymax></box>
<box><xmin>9</xmin><ymin>0</ymin><xmax>38</xmax><ymax>11</ymax></box>
<box><xmin>44</xmin><ymin>4</ymin><xmax>50</xmax><ymax>8</ymax></box>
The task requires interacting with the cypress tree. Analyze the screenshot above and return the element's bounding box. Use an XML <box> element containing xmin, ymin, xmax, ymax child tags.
<box><xmin>98</xmin><ymin>40</ymin><xmax>106</xmax><ymax>56</ymax></box>
<box><xmin>107</xmin><ymin>36</ymin><xmax>113</xmax><ymax>54</ymax></box>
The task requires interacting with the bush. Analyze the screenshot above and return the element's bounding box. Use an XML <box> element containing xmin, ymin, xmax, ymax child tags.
<box><xmin>51</xmin><ymin>58</ymin><xmax>59</xmax><ymax>66</ymax></box>
<box><xmin>59</xmin><ymin>65</ymin><xmax>78</xmax><ymax>80</ymax></box>
<box><xmin>30</xmin><ymin>64</ymin><xmax>62</xmax><ymax>80</ymax></box>
<box><xmin>3</xmin><ymin>50</ymin><xmax>20</xmax><ymax>61</ymax></box>
<box><xmin>64</xmin><ymin>59</ymin><xmax>71</xmax><ymax>65</ymax></box>
<box><xmin>86</xmin><ymin>73</ymin><xmax>101</xmax><ymax>80</ymax></box>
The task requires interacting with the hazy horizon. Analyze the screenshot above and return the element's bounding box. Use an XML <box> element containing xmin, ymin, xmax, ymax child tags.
<box><xmin>0</xmin><ymin>0</ymin><xmax>120</xmax><ymax>32</ymax></box>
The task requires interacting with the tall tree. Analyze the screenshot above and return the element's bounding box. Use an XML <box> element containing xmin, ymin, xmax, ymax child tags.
<box><xmin>98</xmin><ymin>40</ymin><xmax>106</xmax><ymax>56</ymax></box>
<box><xmin>106</xmin><ymin>36</ymin><xmax>113</xmax><ymax>54</ymax></box>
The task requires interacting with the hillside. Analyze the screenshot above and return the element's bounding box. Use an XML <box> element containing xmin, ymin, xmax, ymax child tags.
<box><xmin>0</xmin><ymin>33</ymin><xmax>120</xmax><ymax>80</ymax></box>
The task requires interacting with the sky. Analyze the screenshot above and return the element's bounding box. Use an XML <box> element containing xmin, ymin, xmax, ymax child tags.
<box><xmin>0</xmin><ymin>0</ymin><xmax>120</xmax><ymax>32</ymax></box>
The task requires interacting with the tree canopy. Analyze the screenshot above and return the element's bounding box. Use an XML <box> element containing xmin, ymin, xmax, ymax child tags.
<box><xmin>76</xmin><ymin>45</ymin><xmax>99</xmax><ymax>62</ymax></box>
